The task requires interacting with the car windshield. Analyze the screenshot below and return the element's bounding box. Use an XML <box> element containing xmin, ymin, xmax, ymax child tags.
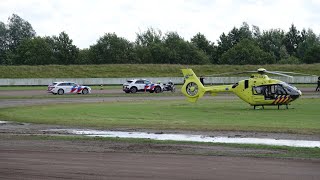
<box><xmin>127</xmin><ymin>81</ymin><xmax>133</xmax><ymax>83</ymax></box>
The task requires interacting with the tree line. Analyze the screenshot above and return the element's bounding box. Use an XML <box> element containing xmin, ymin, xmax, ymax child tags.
<box><xmin>1</xmin><ymin>14</ymin><xmax>320</xmax><ymax>65</ymax></box>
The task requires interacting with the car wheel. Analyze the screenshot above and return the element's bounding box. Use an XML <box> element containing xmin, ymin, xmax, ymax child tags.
<box><xmin>154</xmin><ymin>86</ymin><xmax>161</xmax><ymax>93</ymax></box>
<box><xmin>130</xmin><ymin>87</ymin><xmax>137</xmax><ymax>93</ymax></box>
<box><xmin>82</xmin><ymin>88</ymin><xmax>89</xmax><ymax>95</ymax></box>
<box><xmin>57</xmin><ymin>89</ymin><xmax>64</xmax><ymax>95</ymax></box>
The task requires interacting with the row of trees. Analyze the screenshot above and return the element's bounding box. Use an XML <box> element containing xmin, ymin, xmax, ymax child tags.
<box><xmin>1</xmin><ymin>14</ymin><xmax>320</xmax><ymax>65</ymax></box>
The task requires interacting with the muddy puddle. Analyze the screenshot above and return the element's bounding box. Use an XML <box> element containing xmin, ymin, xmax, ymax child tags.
<box><xmin>49</xmin><ymin>129</ymin><xmax>320</xmax><ymax>148</ymax></box>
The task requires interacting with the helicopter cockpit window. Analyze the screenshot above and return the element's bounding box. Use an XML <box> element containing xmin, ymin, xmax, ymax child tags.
<box><xmin>281</xmin><ymin>82</ymin><xmax>299</xmax><ymax>94</ymax></box>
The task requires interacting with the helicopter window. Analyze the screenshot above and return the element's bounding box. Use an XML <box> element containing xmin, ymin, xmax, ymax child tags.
<box><xmin>264</xmin><ymin>86</ymin><xmax>273</xmax><ymax>99</ymax></box>
<box><xmin>270</xmin><ymin>85</ymin><xmax>275</xmax><ymax>94</ymax></box>
<box><xmin>269</xmin><ymin>84</ymin><xmax>286</xmax><ymax>95</ymax></box>
<box><xmin>282</xmin><ymin>83</ymin><xmax>298</xmax><ymax>94</ymax></box>
<box><xmin>244</xmin><ymin>80</ymin><xmax>249</xmax><ymax>89</ymax></box>
<box><xmin>252</xmin><ymin>86</ymin><xmax>264</xmax><ymax>95</ymax></box>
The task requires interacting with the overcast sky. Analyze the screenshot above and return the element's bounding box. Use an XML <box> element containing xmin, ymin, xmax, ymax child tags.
<box><xmin>1</xmin><ymin>0</ymin><xmax>319</xmax><ymax>49</ymax></box>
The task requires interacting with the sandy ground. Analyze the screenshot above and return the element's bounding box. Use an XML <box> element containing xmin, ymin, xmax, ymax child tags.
<box><xmin>0</xmin><ymin>89</ymin><xmax>320</xmax><ymax>179</ymax></box>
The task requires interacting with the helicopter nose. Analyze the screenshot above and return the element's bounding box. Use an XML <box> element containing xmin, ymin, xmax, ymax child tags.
<box><xmin>291</xmin><ymin>90</ymin><xmax>302</xmax><ymax>100</ymax></box>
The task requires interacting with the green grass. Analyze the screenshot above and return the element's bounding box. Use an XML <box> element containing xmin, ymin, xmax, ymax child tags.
<box><xmin>3</xmin><ymin>135</ymin><xmax>320</xmax><ymax>159</ymax></box>
<box><xmin>0</xmin><ymin>64</ymin><xmax>319</xmax><ymax>78</ymax></box>
<box><xmin>1</xmin><ymin>98</ymin><xmax>319</xmax><ymax>134</ymax></box>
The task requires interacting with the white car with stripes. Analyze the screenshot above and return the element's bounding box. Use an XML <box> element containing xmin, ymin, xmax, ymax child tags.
<box><xmin>48</xmin><ymin>82</ymin><xmax>91</xmax><ymax>95</ymax></box>
<box><xmin>123</xmin><ymin>79</ymin><xmax>164</xmax><ymax>93</ymax></box>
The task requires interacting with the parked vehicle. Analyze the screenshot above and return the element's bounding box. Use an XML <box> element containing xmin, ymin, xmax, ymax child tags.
<box><xmin>163</xmin><ymin>81</ymin><xmax>176</xmax><ymax>92</ymax></box>
<box><xmin>122</xmin><ymin>79</ymin><xmax>164</xmax><ymax>93</ymax></box>
<box><xmin>48</xmin><ymin>82</ymin><xmax>91</xmax><ymax>95</ymax></box>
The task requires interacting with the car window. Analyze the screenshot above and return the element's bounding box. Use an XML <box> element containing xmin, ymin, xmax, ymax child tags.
<box><xmin>144</xmin><ymin>80</ymin><xmax>151</xmax><ymax>84</ymax></box>
<box><xmin>135</xmin><ymin>80</ymin><xmax>144</xmax><ymax>84</ymax></box>
<box><xmin>127</xmin><ymin>80</ymin><xmax>133</xmax><ymax>83</ymax></box>
<box><xmin>60</xmin><ymin>83</ymin><xmax>71</xmax><ymax>86</ymax></box>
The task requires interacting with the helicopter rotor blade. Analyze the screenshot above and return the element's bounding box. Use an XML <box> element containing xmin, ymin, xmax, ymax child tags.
<box><xmin>272</xmin><ymin>71</ymin><xmax>316</xmax><ymax>76</ymax></box>
<box><xmin>205</xmin><ymin>71</ymin><xmax>256</xmax><ymax>77</ymax></box>
<box><xmin>203</xmin><ymin>69</ymin><xmax>310</xmax><ymax>78</ymax></box>
<box><xmin>264</xmin><ymin>71</ymin><xmax>293</xmax><ymax>78</ymax></box>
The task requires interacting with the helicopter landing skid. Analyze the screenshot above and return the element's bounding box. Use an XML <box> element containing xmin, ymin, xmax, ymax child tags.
<box><xmin>253</xmin><ymin>104</ymin><xmax>289</xmax><ymax>110</ymax></box>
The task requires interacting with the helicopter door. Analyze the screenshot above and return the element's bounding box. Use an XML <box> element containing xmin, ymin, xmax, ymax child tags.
<box><xmin>252</xmin><ymin>86</ymin><xmax>265</xmax><ymax>103</ymax></box>
<box><xmin>252</xmin><ymin>85</ymin><xmax>275</xmax><ymax>100</ymax></box>
<box><xmin>263</xmin><ymin>85</ymin><xmax>274</xmax><ymax>100</ymax></box>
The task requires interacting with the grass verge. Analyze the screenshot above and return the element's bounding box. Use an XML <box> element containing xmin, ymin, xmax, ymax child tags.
<box><xmin>0</xmin><ymin>64</ymin><xmax>319</xmax><ymax>78</ymax></box>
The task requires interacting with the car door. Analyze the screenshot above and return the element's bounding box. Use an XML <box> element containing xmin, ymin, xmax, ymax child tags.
<box><xmin>64</xmin><ymin>83</ymin><xmax>73</xmax><ymax>93</ymax></box>
<box><xmin>69</xmin><ymin>83</ymin><xmax>78</xmax><ymax>93</ymax></box>
<box><xmin>135</xmin><ymin>80</ymin><xmax>145</xmax><ymax>90</ymax></box>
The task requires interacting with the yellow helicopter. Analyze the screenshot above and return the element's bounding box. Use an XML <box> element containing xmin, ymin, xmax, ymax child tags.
<box><xmin>181</xmin><ymin>68</ymin><xmax>303</xmax><ymax>109</ymax></box>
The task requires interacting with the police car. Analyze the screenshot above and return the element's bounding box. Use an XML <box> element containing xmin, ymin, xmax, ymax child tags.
<box><xmin>48</xmin><ymin>82</ymin><xmax>91</xmax><ymax>95</ymax></box>
<box><xmin>123</xmin><ymin>79</ymin><xmax>164</xmax><ymax>93</ymax></box>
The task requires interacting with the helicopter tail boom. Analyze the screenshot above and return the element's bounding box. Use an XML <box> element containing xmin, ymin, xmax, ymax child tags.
<box><xmin>181</xmin><ymin>69</ymin><xmax>234</xmax><ymax>102</ymax></box>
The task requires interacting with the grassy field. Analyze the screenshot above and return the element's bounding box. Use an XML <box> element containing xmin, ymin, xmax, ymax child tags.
<box><xmin>0</xmin><ymin>64</ymin><xmax>319</xmax><ymax>78</ymax></box>
<box><xmin>1</xmin><ymin>98</ymin><xmax>319</xmax><ymax>134</ymax></box>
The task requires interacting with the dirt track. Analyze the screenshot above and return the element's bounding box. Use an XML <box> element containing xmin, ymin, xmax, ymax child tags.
<box><xmin>1</xmin><ymin>145</ymin><xmax>319</xmax><ymax>180</ymax></box>
<box><xmin>0</xmin><ymin>89</ymin><xmax>320</xmax><ymax>179</ymax></box>
<box><xmin>1</xmin><ymin>134</ymin><xmax>320</xmax><ymax>180</ymax></box>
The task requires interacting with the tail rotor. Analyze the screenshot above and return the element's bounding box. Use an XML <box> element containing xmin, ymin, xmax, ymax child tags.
<box><xmin>181</xmin><ymin>69</ymin><xmax>206</xmax><ymax>102</ymax></box>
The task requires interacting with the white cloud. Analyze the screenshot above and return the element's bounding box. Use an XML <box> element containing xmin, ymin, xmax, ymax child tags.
<box><xmin>0</xmin><ymin>0</ymin><xmax>319</xmax><ymax>48</ymax></box>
